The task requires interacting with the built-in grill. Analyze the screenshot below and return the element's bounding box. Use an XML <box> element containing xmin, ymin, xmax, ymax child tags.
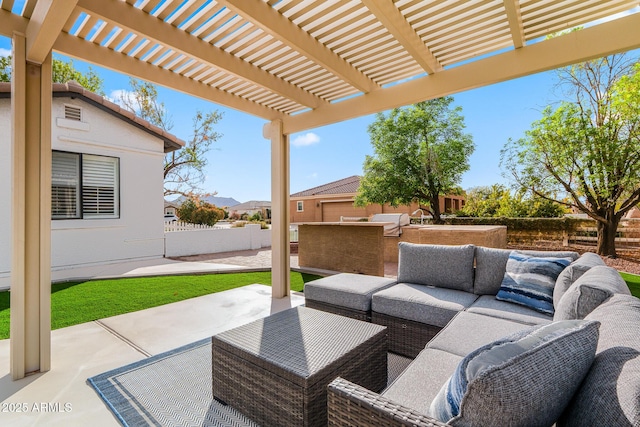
<box><xmin>369</xmin><ymin>213</ymin><xmax>410</xmax><ymax>237</ymax></box>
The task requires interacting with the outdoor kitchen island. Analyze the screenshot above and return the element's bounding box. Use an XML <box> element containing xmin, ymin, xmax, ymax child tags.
<box><xmin>298</xmin><ymin>222</ymin><xmax>389</xmax><ymax>276</ymax></box>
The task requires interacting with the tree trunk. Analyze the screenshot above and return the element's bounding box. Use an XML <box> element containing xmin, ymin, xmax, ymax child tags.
<box><xmin>430</xmin><ymin>195</ymin><xmax>444</xmax><ymax>225</ymax></box>
<box><xmin>596</xmin><ymin>217</ymin><xmax>620</xmax><ymax>257</ymax></box>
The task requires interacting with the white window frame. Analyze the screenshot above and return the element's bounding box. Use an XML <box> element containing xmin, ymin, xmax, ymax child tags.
<box><xmin>51</xmin><ymin>151</ymin><xmax>120</xmax><ymax>220</ymax></box>
<box><xmin>296</xmin><ymin>201</ymin><xmax>304</xmax><ymax>212</ymax></box>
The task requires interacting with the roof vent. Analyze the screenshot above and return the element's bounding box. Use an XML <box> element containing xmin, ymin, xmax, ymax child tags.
<box><xmin>64</xmin><ymin>105</ymin><xmax>82</xmax><ymax>121</ymax></box>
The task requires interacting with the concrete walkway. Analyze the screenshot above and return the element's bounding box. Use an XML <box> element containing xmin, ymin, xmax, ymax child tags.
<box><xmin>0</xmin><ymin>284</ymin><xmax>305</xmax><ymax>426</ymax></box>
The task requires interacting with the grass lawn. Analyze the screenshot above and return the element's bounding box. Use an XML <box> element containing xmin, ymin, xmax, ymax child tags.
<box><xmin>0</xmin><ymin>271</ymin><xmax>322</xmax><ymax>340</ymax></box>
<box><xmin>621</xmin><ymin>272</ymin><xmax>640</xmax><ymax>298</ymax></box>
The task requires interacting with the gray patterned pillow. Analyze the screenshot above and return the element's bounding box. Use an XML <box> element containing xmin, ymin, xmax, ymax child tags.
<box><xmin>428</xmin><ymin>320</ymin><xmax>600</xmax><ymax>426</ymax></box>
<box><xmin>554</xmin><ymin>265</ymin><xmax>631</xmax><ymax>321</ymax></box>
<box><xmin>553</xmin><ymin>252</ymin><xmax>605</xmax><ymax>308</ymax></box>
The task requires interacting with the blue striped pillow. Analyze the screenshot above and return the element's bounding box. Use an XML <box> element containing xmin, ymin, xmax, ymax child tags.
<box><xmin>496</xmin><ymin>251</ymin><xmax>572</xmax><ymax>315</ymax></box>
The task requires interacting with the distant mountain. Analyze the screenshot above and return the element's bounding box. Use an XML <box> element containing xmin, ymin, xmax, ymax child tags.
<box><xmin>167</xmin><ymin>195</ymin><xmax>241</xmax><ymax>207</ymax></box>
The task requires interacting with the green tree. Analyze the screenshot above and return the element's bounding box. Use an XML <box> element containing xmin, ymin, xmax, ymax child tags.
<box><xmin>355</xmin><ymin>97</ymin><xmax>474</xmax><ymax>224</ymax></box>
<box><xmin>502</xmin><ymin>54</ymin><xmax>640</xmax><ymax>256</ymax></box>
<box><xmin>118</xmin><ymin>78</ymin><xmax>223</xmax><ymax>198</ymax></box>
<box><xmin>460</xmin><ymin>185</ymin><xmax>508</xmax><ymax>217</ymax></box>
<box><xmin>461</xmin><ymin>185</ymin><xmax>566</xmax><ymax>218</ymax></box>
<box><xmin>0</xmin><ymin>55</ymin><xmax>104</xmax><ymax>94</ymax></box>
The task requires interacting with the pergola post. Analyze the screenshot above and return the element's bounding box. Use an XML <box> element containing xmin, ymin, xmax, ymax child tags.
<box><xmin>10</xmin><ymin>32</ymin><xmax>52</xmax><ymax>380</ymax></box>
<box><xmin>264</xmin><ymin>119</ymin><xmax>290</xmax><ymax>298</ymax></box>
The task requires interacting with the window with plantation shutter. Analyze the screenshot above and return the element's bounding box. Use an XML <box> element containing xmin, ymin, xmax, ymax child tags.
<box><xmin>82</xmin><ymin>154</ymin><xmax>119</xmax><ymax>218</ymax></box>
<box><xmin>51</xmin><ymin>151</ymin><xmax>120</xmax><ymax>219</ymax></box>
<box><xmin>52</xmin><ymin>152</ymin><xmax>81</xmax><ymax>219</ymax></box>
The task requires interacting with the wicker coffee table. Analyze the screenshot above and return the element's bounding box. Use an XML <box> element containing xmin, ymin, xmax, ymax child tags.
<box><xmin>212</xmin><ymin>306</ymin><xmax>387</xmax><ymax>427</ymax></box>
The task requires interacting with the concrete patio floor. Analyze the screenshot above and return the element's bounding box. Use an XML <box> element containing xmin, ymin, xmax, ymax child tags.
<box><xmin>0</xmin><ymin>284</ymin><xmax>305</xmax><ymax>426</ymax></box>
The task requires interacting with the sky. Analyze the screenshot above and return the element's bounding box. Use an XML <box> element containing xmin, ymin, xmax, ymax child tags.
<box><xmin>0</xmin><ymin>35</ymin><xmax>575</xmax><ymax>203</ymax></box>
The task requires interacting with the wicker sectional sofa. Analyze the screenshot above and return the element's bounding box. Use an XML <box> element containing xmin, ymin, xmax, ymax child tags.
<box><xmin>306</xmin><ymin>243</ymin><xmax>640</xmax><ymax>426</ymax></box>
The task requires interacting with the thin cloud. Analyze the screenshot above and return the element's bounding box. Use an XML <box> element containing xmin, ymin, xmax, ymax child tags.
<box><xmin>108</xmin><ymin>89</ymin><xmax>139</xmax><ymax>113</ymax></box>
<box><xmin>291</xmin><ymin>132</ymin><xmax>320</xmax><ymax>147</ymax></box>
<box><xmin>0</xmin><ymin>48</ymin><xmax>11</xmax><ymax>57</ymax></box>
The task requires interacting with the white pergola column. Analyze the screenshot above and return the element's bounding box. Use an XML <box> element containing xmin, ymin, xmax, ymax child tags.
<box><xmin>10</xmin><ymin>32</ymin><xmax>52</xmax><ymax>380</ymax></box>
<box><xmin>264</xmin><ymin>119</ymin><xmax>290</xmax><ymax>298</ymax></box>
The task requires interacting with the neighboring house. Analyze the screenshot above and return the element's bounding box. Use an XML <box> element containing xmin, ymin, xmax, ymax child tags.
<box><xmin>164</xmin><ymin>200</ymin><xmax>180</xmax><ymax>217</ymax></box>
<box><xmin>0</xmin><ymin>81</ymin><xmax>183</xmax><ymax>288</ymax></box>
<box><xmin>230</xmin><ymin>200</ymin><xmax>272</xmax><ymax>219</ymax></box>
<box><xmin>290</xmin><ymin>175</ymin><xmax>465</xmax><ymax>223</ymax></box>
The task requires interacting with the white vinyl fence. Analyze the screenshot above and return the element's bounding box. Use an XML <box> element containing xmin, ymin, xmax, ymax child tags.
<box><xmin>164</xmin><ymin>223</ymin><xmax>271</xmax><ymax>257</ymax></box>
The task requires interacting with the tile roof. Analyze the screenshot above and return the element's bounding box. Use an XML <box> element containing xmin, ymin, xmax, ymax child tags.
<box><xmin>0</xmin><ymin>81</ymin><xmax>184</xmax><ymax>153</ymax></box>
<box><xmin>291</xmin><ymin>176</ymin><xmax>361</xmax><ymax>197</ymax></box>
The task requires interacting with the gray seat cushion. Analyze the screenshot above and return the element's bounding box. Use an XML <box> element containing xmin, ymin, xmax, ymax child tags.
<box><xmin>553</xmin><ymin>252</ymin><xmax>605</xmax><ymax>307</ymax></box>
<box><xmin>466</xmin><ymin>295</ymin><xmax>552</xmax><ymax>325</ymax></box>
<box><xmin>558</xmin><ymin>294</ymin><xmax>640</xmax><ymax>427</ymax></box>
<box><xmin>554</xmin><ymin>265</ymin><xmax>631</xmax><ymax>321</ymax></box>
<box><xmin>372</xmin><ymin>283</ymin><xmax>478</xmax><ymax>328</ymax></box>
<box><xmin>474</xmin><ymin>247</ymin><xmax>579</xmax><ymax>296</ymax></box>
<box><xmin>397</xmin><ymin>242</ymin><xmax>476</xmax><ymax>292</ymax></box>
<box><xmin>382</xmin><ymin>348</ymin><xmax>463</xmax><ymax>415</ymax></box>
<box><xmin>427</xmin><ymin>311</ymin><xmax>534</xmax><ymax>357</ymax></box>
<box><xmin>303</xmin><ymin>273</ymin><xmax>396</xmax><ymax>311</ymax></box>
<box><xmin>428</xmin><ymin>320</ymin><xmax>600</xmax><ymax>426</ymax></box>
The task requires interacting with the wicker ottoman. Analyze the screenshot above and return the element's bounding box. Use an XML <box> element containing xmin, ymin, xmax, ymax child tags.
<box><xmin>304</xmin><ymin>273</ymin><xmax>396</xmax><ymax>321</ymax></box>
<box><xmin>212</xmin><ymin>306</ymin><xmax>387</xmax><ymax>427</ymax></box>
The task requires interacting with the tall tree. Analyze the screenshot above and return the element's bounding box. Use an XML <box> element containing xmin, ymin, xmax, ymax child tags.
<box><xmin>501</xmin><ymin>54</ymin><xmax>640</xmax><ymax>256</ymax></box>
<box><xmin>355</xmin><ymin>97</ymin><xmax>474</xmax><ymax>224</ymax></box>
<box><xmin>119</xmin><ymin>78</ymin><xmax>223</xmax><ymax>197</ymax></box>
<box><xmin>0</xmin><ymin>55</ymin><xmax>104</xmax><ymax>94</ymax></box>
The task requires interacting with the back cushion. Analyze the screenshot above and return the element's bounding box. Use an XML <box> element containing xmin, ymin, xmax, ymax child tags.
<box><xmin>397</xmin><ymin>243</ymin><xmax>475</xmax><ymax>292</ymax></box>
<box><xmin>554</xmin><ymin>266</ymin><xmax>631</xmax><ymax>321</ymax></box>
<box><xmin>553</xmin><ymin>252</ymin><xmax>605</xmax><ymax>308</ymax></box>
<box><xmin>557</xmin><ymin>294</ymin><xmax>640</xmax><ymax>427</ymax></box>
<box><xmin>474</xmin><ymin>247</ymin><xmax>579</xmax><ymax>295</ymax></box>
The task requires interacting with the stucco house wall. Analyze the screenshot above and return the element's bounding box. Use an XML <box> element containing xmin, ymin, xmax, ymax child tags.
<box><xmin>0</xmin><ymin>83</ymin><xmax>182</xmax><ymax>288</ymax></box>
<box><xmin>290</xmin><ymin>176</ymin><xmax>466</xmax><ymax>223</ymax></box>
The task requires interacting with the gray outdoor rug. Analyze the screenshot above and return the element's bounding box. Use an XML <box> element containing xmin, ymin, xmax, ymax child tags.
<box><xmin>89</xmin><ymin>338</ymin><xmax>412</xmax><ymax>427</ymax></box>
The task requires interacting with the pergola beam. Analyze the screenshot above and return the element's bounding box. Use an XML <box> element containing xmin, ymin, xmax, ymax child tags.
<box><xmin>26</xmin><ymin>0</ymin><xmax>78</xmax><ymax>64</ymax></box>
<box><xmin>282</xmin><ymin>11</ymin><xmax>640</xmax><ymax>134</ymax></box>
<box><xmin>219</xmin><ymin>0</ymin><xmax>378</xmax><ymax>94</ymax></box>
<box><xmin>361</xmin><ymin>0</ymin><xmax>442</xmax><ymax>74</ymax></box>
<box><xmin>53</xmin><ymin>32</ymin><xmax>284</xmax><ymax>121</ymax></box>
<box><xmin>0</xmin><ymin>8</ymin><xmax>28</xmax><ymax>37</ymax></box>
<box><xmin>503</xmin><ymin>0</ymin><xmax>525</xmax><ymax>49</ymax></box>
<box><xmin>77</xmin><ymin>0</ymin><xmax>324</xmax><ymax>110</ymax></box>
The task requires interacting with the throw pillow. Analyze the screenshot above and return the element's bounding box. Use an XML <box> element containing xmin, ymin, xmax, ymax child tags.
<box><xmin>553</xmin><ymin>265</ymin><xmax>631</xmax><ymax>321</ymax></box>
<box><xmin>428</xmin><ymin>320</ymin><xmax>600</xmax><ymax>426</ymax></box>
<box><xmin>553</xmin><ymin>252</ymin><xmax>605</xmax><ymax>308</ymax></box>
<box><xmin>496</xmin><ymin>251</ymin><xmax>572</xmax><ymax>315</ymax></box>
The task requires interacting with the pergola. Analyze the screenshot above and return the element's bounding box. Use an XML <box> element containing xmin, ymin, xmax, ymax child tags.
<box><xmin>2</xmin><ymin>0</ymin><xmax>639</xmax><ymax>380</ymax></box>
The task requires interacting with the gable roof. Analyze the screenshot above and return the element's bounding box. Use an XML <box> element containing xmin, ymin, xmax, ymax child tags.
<box><xmin>0</xmin><ymin>81</ymin><xmax>184</xmax><ymax>153</ymax></box>
<box><xmin>231</xmin><ymin>200</ymin><xmax>271</xmax><ymax>211</ymax></box>
<box><xmin>292</xmin><ymin>176</ymin><xmax>361</xmax><ymax>197</ymax></box>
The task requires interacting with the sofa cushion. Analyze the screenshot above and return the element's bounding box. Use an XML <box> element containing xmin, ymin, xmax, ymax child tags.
<box><xmin>397</xmin><ymin>243</ymin><xmax>475</xmax><ymax>292</ymax></box>
<box><xmin>496</xmin><ymin>252</ymin><xmax>572</xmax><ymax>315</ymax></box>
<box><xmin>372</xmin><ymin>283</ymin><xmax>478</xmax><ymax>328</ymax></box>
<box><xmin>553</xmin><ymin>252</ymin><xmax>605</xmax><ymax>308</ymax></box>
<box><xmin>474</xmin><ymin>247</ymin><xmax>579</xmax><ymax>295</ymax></box>
<box><xmin>382</xmin><ymin>348</ymin><xmax>463</xmax><ymax>415</ymax></box>
<box><xmin>427</xmin><ymin>311</ymin><xmax>533</xmax><ymax>357</ymax></box>
<box><xmin>428</xmin><ymin>320</ymin><xmax>600</xmax><ymax>426</ymax></box>
<box><xmin>554</xmin><ymin>265</ymin><xmax>631</xmax><ymax>321</ymax></box>
<box><xmin>558</xmin><ymin>294</ymin><xmax>640</xmax><ymax>427</ymax></box>
<box><xmin>466</xmin><ymin>295</ymin><xmax>552</xmax><ymax>325</ymax></box>
<box><xmin>303</xmin><ymin>273</ymin><xmax>396</xmax><ymax>311</ymax></box>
